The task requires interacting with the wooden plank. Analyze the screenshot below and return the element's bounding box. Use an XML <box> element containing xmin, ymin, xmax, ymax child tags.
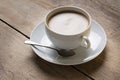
<box><xmin>0</xmin><ymin>0</ymin><xmax>51</xmax><ymax>36</ymax></box>
<box><xmin>0</xmin><ymin>0</ymin><xmax>120</xmax><ymax>39</ymax></box>
<box><xmin>0</xmin><ymin>0</ymin><xmax>120</xmax><ymax>79</ymax></box>
<box><xmin>74</xmin><ymin>41</ymin><xmax>120</xmax><ymax>80</ymax></box>
<box><xmin>0</xmin><ymin>22</ymin><xmax>89</xmax><ymax>80</ymax></box>
<box><xmin>72</xmin><ymin>0</ymin><xmax>120</xmax><ymax>80</ymax></box>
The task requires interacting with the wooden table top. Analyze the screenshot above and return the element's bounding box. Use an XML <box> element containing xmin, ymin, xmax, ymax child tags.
<box><xmin>0</xmin><ymin>0</ymin><xmax>120</xmax><ymax>80</ymax></box>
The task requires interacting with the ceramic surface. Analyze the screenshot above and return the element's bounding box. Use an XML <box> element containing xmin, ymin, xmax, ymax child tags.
<box><xmin>30</xmin><ymin>20</ymin><xmax>107</xmax><ymax>65</ymax></box>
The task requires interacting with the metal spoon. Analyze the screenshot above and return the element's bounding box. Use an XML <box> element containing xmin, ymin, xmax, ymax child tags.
<box><xmin>24</xmin><ymin>40</ymin><xmax>75</xmax><ymax>57</ymax></box>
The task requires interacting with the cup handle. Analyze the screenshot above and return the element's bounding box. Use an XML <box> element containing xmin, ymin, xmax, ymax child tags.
<box><xmin>81</xmin><ymin>36</ymin><xmax>90</xmax><ymax>48</ymax></box>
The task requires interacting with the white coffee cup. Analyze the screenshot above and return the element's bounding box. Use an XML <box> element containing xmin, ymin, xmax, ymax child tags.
<box><xmin>45</xmin><ymin>6</ymin><xmax>91</xmax><ymax>50</ymax></box>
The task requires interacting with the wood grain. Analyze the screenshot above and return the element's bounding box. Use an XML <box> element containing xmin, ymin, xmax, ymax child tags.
<box><xmin>0</xmin><ymin>0</ymin><xmax>50</xmax><ymax>36</ymax></box>
<box><xmin>72</xmin><ymin>1</ymin><xmax>120</xmax><ymax>79</ymax></box>
<box><xmin>0</xmin><ymin>0</ymin><xmax>120</xmax><ymax>80</ymax></box>
<box><xmin>0</xmin><ymin>22</ymin><xmax>90</xmax><ymax>80</ymax></box>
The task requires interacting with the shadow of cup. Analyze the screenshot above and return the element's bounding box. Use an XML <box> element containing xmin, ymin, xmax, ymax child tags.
<box><xmin>74</xmin><ymin>46</ymin><xmax>107</xmax><ymax>74</ymax></box>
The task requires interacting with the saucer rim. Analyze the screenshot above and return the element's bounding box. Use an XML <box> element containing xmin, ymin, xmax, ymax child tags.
<box><xmin>30</xmin><ymin>20</ymin><xmax>107</xmax><ymax>65</ymax></box>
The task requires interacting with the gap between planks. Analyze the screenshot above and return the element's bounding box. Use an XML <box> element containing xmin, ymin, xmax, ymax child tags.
<box><xmin>0</xmin><ymin>18</ymin><xmax>95</xmax><ymax>80</ymax></box>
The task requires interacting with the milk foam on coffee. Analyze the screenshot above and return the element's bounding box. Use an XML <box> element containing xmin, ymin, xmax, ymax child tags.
<box><xmin>48</xmin><ymin>12</ymin><xmax>89</xmax><ymax>35</ymax></box>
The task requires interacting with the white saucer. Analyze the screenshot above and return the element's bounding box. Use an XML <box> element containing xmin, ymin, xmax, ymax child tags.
<box><xmin>30</xmin><ymin>20</ymin><xmax>107</xmax><ymax>65</ymax></box>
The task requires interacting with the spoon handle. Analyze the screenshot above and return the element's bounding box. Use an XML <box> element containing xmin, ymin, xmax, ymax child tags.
<box><xmin>24</xmin><ymin>40</ymin><xmax>58</xmax><ymax>51</ymax></box>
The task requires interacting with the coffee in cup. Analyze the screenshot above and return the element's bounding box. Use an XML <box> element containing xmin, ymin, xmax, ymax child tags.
<box><xmin>45</xmin><ymin>6</ymin><xmax>91</xmax><ymax>50</ymax></box>
<box><xmin>48</xmin><ymin>11</ymin><xmax>89</xmax><ymax>35</ymax></box>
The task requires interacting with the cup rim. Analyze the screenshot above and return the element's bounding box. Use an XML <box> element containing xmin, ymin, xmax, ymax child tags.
<box><xmin>45</xmin><ymin>6</ymin><xmax>92</xmax><ymax>36</ymax></box>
